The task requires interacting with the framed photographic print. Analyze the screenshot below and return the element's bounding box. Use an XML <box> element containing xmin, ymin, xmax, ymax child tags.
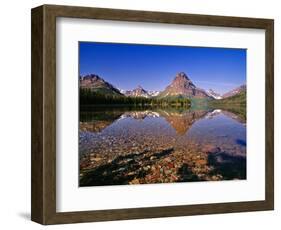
<box><xmin>31</xmin><ymin>4</ymin><xmax>274</xmax><ymax>225</ymax></box>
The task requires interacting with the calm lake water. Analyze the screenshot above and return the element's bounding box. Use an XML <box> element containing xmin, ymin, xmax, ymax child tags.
<box><xmin>79</xmin><ymin>107</ymin><xmax>246</xmax><ymax>186</ymax></box>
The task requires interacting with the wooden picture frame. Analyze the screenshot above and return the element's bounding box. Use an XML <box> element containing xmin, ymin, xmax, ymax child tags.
<box><xmin>31</xmin><ymin>4</ymin><xmax>274</xmax><ymax>225</ymax></box>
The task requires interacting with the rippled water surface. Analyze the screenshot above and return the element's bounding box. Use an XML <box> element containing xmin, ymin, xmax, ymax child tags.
<box><xmin>79</xmin><ymin>107</ymin><xmax>246</xmax><ymax>186</ymax></box>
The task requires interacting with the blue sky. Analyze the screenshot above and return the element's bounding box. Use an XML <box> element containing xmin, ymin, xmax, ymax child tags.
<box><xmin>79</xmin><ymin>42</ymin><xmax>246</xmax><ymax>94</ymax></box>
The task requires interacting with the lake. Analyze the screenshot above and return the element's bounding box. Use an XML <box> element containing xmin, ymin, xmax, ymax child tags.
<box><xmin>79</xmin><ymin>106</ymin><xmax>246</xmax><ymax>186</ymax></box>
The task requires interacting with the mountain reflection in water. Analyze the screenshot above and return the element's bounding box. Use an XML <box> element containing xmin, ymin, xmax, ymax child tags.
<box><xmin>79</xmin><ymin>107</ymin><xmax>246</xmax><ymax>186</ymax></box>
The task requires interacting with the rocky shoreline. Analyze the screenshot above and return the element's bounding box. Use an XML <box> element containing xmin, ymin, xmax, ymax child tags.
<box><xmin>79</xmin><ymin>109</ymin><xmax>246</xmax><ymax>186</ymax></box>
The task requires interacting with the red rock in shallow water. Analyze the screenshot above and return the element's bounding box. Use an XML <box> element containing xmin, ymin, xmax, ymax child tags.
<box><xmin>167</xmin><ymin>162</ymin><xmax>174</xmax><ymax>169</ymax></box>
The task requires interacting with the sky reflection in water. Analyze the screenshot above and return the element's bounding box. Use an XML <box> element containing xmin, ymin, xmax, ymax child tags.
<box><xmin>79</xmin><ymin>108</ymin><xmax>246</xmax><ymax>186</ymax></box>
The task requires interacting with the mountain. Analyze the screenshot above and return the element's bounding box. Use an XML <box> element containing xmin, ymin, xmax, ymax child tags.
<box><xmin>206</xmin><ymin>89</ymin><xmax>222</xmax><ymax>100</ymax></box>
<box><xmin>158</xmin><ymin>72</ymin><xmax>211</xmax><ymax>99</ymax></box>
<box><xmin>123</xmin><ymin>85</ymin><xmax>150</xmax><ymax>98</ymax></box>
<box><xmin>148</xmin><ymin>90</ymin><xmax>160</xmax><ymax>97</ymax></box>
<box><xmin>222</xmin><ymin>84</ymin><xmax>246</xmax><ymax>98</ymax></box>
<box><xmin>80</xmin><ymin>74</ymin><xmax>122</xmax><ymax>96</ymax></box>
<box><xmin>220</xmin><ymin>89</ymin><xmax>246</xmax><ymax>105</ymax></box>
<box><xmin>211</xmin><ymin>85</ymin><xmax>246</xmax><ymax>105</ymax></box>
<box><xmin>209</xmin><ymin>85</ymin><xmax>246</xmax><ymax>121</ymax></box>
<box><xmin>121</xmin><ymin>86</ymin><xmax>160</xmax><ymax>98</ymax></box>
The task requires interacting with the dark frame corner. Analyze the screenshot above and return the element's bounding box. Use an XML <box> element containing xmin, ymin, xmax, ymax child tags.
<box><xmin>31</xmin><ymin>4</ymin><xmax>274</xmax><ymax>225</ymax></box>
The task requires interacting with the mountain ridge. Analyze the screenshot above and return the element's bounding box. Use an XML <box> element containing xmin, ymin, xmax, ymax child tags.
<box><xmin>79</xmin><ymin>74</ymin><xmax>122</xmax><ymax>96</ymax></box>
<box><xmin>121</xmin><ymin>85</ymin><xmax>151</xmax><ymax>98</ymax></box>
<box><xmin>222</xmin><ymin>84</ymin><xmax>246</xmax><ymax>98</ymax></box>
<box><xmin>79</xmin><ymin>73</ymin><xmax>246</xmax><ymax>101</ymax></box>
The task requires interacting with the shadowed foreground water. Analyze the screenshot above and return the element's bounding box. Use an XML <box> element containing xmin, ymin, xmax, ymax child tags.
<box><xmin>79</xmin><ymin>107</ymin><xmax>246</xmax><ymax>186</ymax></box>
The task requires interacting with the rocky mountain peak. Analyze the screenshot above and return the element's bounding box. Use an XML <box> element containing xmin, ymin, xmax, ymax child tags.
<box><xmin>207</xmin><ymin>89</ymin><xmax>222</xmax><ymax>100</ymax></box>
<box><xmin>136</xmin><ymin>85</ymin><xmax>145</xmax><ymax>91</ymax></box>
<box><xmin>175</xmin><ymin>72</ymin><xmax>190</xmax><ymax>81</ymax></box>
<box><xmin>158</xmin><ymin>72</ymin><xmax>210</xmax><ymax>98</ymax></box>
<box><xmin>129</xmin><ymin>85</ymin><xmax>149</xmax><ymax>97</ymax></box>
<box><xmin>80</xmin><ymin>74</ymin><xmax>104</xmax><ymax>82</ymax></box>
<box><xmin>170</xmin><ymin>72</ymin><xmax>196</xmax><ymax>90</ymax></box>
<box><xmin>80</xmin><ymin>74</ymin><xmax>122</xmax><ymax>95</ymax></box>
